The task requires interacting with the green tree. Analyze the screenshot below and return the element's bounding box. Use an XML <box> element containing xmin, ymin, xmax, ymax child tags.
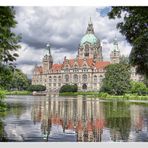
<box><xmin>119</xmin><ymin>55</ymin><xmax>129</xmax><ymax>65</ymax></box>
<box><xmin>0</xmin><ymin>64</ymin><xmax>13</xmax><ymax>89</ymax></box>
<box><xmin>10</xmin><ymin>69</ymin><xmax>30</xmax><ymax>90</ymax></box>
<box><xmin>0</xmin><ymin>6</ymin><xmax>20</xmax><ymax>111</ymax></box>
<box><xmin>0</xmin><ymin>6</ymin><xmax>21</xmax><ymax>64</ymax></box>
<box><xmin>130</xmin><ymin>81</ymin><xmax>147</xmax><ymax>95</ymax></box>
<box><xmin>108</xmin><ymin>7</ymin><xmax>148</xmax><ymax>78</ymax></box>
<box><xmin>101</xmin><ymin>63</ymin><xmax>131</xmax><ymax>95</ymax></box>
<box><xmin>0</xmin><ymin>7</ymin><xmax>21</xmax><ymax>89</ymax></box>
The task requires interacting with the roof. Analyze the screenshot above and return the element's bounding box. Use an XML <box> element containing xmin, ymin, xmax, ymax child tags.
<box><xmin>35</xmin><ymin>66</ymin><xmax>43</xmax><ymax>74</ymax></box>
<box><xmin>63</xmin><ymin>58</ymin><xmax>110</xmax><ymax>69</ymax></box>
<box><xmin>51</xmin><ymin>64</ymin><xmax>63</xmax><ymax>72</ymax></box>
<box><xmin>95</xmin><ymin>61</ymin><xmax>110</xmax><ymax>69</ymax></box>
<box><xmin>80</xmin><ymin>34</ymin><xmax>98</xmax><ymax>45</ymax></box>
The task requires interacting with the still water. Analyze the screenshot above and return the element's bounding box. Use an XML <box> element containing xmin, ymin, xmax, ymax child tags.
<box><xmin>0</xmin><ymin>95</ymin><xmax>148</xmax><ymax>142</ymax></box>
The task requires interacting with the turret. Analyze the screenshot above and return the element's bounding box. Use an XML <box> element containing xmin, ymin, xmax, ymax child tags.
<box><xmin>43</xmin><ymin>43</ymin><xmax>53</xmax><ymax>74</ymax></box>
<box><xmin>110</xmin><ymin>36</ymin><xmax>120</xmax><ymax>64</ymax></box>
<box><xmin>86</xmin><ymin>17</ymin><xmax>94</xmax><ymax>34</ymax></box>
<box><xmin>78</xmin><ymin>18</ymin><xmax>103</xmax><ymax>61</ymax></box>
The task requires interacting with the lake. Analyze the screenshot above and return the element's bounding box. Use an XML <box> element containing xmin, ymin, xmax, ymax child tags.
<box><xmin>0</xmin><ymin>95</ymin><xmax>148</xmax><ymax>142</ymax></box>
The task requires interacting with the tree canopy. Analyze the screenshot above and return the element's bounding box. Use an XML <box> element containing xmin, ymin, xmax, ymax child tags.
<box><xmin>0</xmin><ymin>6</ymin><xmax>21</xmax><ymax>64</ymax></box>
<box><xmin>0</xmin><ymin>6</ymin><xmax>21</xmax><ymax>90</ymax></box>
<box><xmin>108</xmin><ymin>7</ymin><xmax>148</xmax><ymax>78</ymax></box>
<box><xmin>130</xmin><ymin>81</ymin><xmax>148</xmax><ymax>95</ymax></box>
<box><xmin>101</xmin><ymin>63</ymin><xmax>131</xmax><ymax>95</ymax></box>
<box><xmin>10</xmin><ymin>69</ymin><xmax>30</xmax><ymax>90</ymax></box>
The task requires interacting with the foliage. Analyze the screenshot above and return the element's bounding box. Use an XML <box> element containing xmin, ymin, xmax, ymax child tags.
<box><xmin>0</xmin><ymin>89</ymin><xmax>7</xmax><ymax>112</ymax></box>
<box><xmin>9</xmin><ymin>69</ymin><xmax>30</xmax><ymax>90</ymax></box>
<box><xmin>28</xmin><ymin>85</ymin><xmax>46</xmax><ymax>92</ymax></box>
<box><xmin>0</xmin><ymin>7</ymin><xmax>21</xmax><ymax>91</ymax></box>
<box><xmin>59</xmin><ymin>84</ymin><xmax>78</xmax><ymax>93</ymax></box>
<box><xmin>130</xmin><ymin>81</ymin><xmax>148</xmax><ymax>95</ymax></box>
<box><xmin>108</xmin><ymin>7</ymin><xmax>148</xmax><ymax>78</ymax></box>
<box><xmin>100</xmin><ymin>63</ymin><xmax>131</xmax><ymax>95</ymax></box>
<box><xmin>0</xmin><ymin>6</ymin><xmax>21</xmax><ymax>64</ymax></box>
<box><xmin>0</xmin><ymin>64</ymin><xmax>13</xmax><ymax>89</ymax></box>
<box><xmin>119</xmin><ymin>55</ymin><xmax>129</xmax><ymax>64</ymax></box>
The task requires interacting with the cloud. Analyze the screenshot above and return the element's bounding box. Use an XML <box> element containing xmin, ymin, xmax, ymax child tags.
<box><xmin>13</xmin><ymin>6</ymin><xmax>132</xmax><ymax>78</ymax></box>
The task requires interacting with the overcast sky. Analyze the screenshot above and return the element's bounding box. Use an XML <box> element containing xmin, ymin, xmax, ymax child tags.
<box><xmin>13</xmin><ymin>6</ymin><xmax>132</xmax><ymax>78</ymax></box>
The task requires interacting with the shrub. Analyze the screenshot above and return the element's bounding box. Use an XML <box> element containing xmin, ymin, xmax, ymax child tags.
<box><xmin>59</xmin><ymin>84</ymin><xmax>78</xmax><ymax>93</ymax></box>
<box><xmin>130</xmin><ymin>81</ymin><xmax>148</xmax><ymax>95</ymax></box>
<box><xmin>28</xmin><ymin>85</ymin><xmax>46</xmax><ymax>92</ymax></box>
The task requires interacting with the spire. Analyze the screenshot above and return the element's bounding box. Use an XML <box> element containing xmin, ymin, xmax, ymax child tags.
<box><xmin>86</xmin><ymin>17</ymin><xmax>94</xmax><ymax>34</ymax></box>
<box><xmin>88</xmin><ymin>16</ymin><xmax>92</xmax><ymax>24</ymax></box>
<box><xmin>46</xmin><ymin>42</ymin><xmax>51</xmax><ymax>55</ymax></box>
<box><xmin>113</xmin><ymin>35</ymin><xmax>119</xmax><ymax>51</ymax></box>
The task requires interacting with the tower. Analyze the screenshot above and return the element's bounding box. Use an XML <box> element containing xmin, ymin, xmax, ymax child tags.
<box><xmin>78</xmin><ymin>18</ymin><xmax>103</xmax><ymax>61</ymax></box>
<box><xmin>43</xmin><ymin>43</ymin><xmax>53</xmax><ymax>74</ymax></box>
<box><xmin>110</xmin><ymin>37</ymin><xmax>120</xmax><ymax>64</ymax></box>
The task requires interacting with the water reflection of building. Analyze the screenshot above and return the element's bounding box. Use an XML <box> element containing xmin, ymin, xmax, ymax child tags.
<box><xmin>31</xmin><ymin>95</ymin><xmax>105</xmax><ymax>142</ymax></box>
<box><xmin>128</xmin><ymin>104</ymin><xmax>146</xmax><ymax>141</ymax></box>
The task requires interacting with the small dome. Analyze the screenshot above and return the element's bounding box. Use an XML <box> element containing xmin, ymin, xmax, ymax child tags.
<box><xmin>80</xmin><ymin>34</ymin><xmax>98</xmax><ymax>45</ymax></box>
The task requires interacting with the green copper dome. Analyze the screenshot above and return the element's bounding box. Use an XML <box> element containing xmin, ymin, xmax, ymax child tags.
<box><xmin>80</xmin><ymin>34</ymin><xmax>97</xmax><ymax>45</ymax></box>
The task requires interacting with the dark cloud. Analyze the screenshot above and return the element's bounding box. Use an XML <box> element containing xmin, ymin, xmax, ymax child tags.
<box><xmin>17</xmin><ymin>60</ymin><xmax>40</xmax><ymax>66</ymax></box>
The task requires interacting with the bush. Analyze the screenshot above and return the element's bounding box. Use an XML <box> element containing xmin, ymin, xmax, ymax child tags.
<box><xmin>130</xmin><ymin>81</ymin><xmax>148</xmax><ymax>95</ymax></box>
<box><xmin>28</xmin><ymin>85</ymin><xmax>46</xmax><ymax>92</ymax></box>
<box><xmin>59</xmin><ymin>84</ymin><xmax>78</xmax><ymax>93</ymax></box>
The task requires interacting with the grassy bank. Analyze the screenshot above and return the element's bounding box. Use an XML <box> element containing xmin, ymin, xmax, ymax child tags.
<box><xmin>59</xmin><ymin>91</ymin><xmax>99</xmax><ymax>96</ymax></box>
<box><xmin>5</xmin><ymin>90</ymin><xmax>32</xmax><ymax>95</ymax></box>
<box><xmin>59</xmin><ymin>92</ymin><xmax>148</xmax><ymax>100</ymax></box>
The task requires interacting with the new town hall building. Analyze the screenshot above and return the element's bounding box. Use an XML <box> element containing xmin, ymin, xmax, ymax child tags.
<box><xmin>32</xmin><ymin>19</ymin><xmax>142</xmax><ymax>92</ymax></box>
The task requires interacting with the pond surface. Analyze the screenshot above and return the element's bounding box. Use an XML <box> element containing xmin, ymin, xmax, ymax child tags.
<box><xmin>0</xmin><ymin>95</ymin><xmax>148</xmax><ymax>142</ymax></box>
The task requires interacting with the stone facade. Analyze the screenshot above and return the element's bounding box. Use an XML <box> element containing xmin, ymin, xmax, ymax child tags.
<box><xmin>32</xmin><ymin>19</ymin><xmax>142</xmax><ymax>92</ymax></box>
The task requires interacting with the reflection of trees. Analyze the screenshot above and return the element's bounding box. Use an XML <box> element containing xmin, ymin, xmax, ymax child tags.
<box><xmin>104</xmin><ymin>101</ymin><xmax>131</xmax><ymax>141</ymax></box>
<box><xmin>0</xmin><ymin>120</ymin><xmax>7</xmax><ymax>141</ymax></box>
<box><xmin>7</xmin><ymin>103</ymin><xmax>27</xmax><ymax>118</ymax></box>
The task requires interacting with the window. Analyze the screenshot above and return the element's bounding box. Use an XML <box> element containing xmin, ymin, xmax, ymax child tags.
<box><xmin>82</xmin><ymin>74</ymin><xmax>87</xmax><ymax>82</ymax></box>
<box><xmin>99</xmin><ymin>75</ymin><xmax>103</xmax><ymax>83</ymax></box>
<box><xmin>53</xmin><ymin>76</ymin><xmax>56</xmax><ymax>82</ymax></box>
<box><xmin>74</xmin><ymin>68</ymin><xmax>79</xmax><ymax>72</ymax></box>
<box><xmin>65</xmin><ymin>75</ymin><xmax>69</xmax><ymax>82</ymax></box>
<box><xmin>94</xmin><ymin>75</ymin><xmax>97</xmax><ymax>83</ymax></box>
<box><xmin>49</xmin><ymin>76</ymin><xmax>52</xmax><ymax>82</ymax></box>
<box><xmin>58</xmin><ymin>76</ymin><xmax>61</xmax><ymax>82</ymax></box>
<box><xmin>73</xmin><ymin>74</ymin><xmax>78</xmax><ymax>82</ymax></box>
<box><xmin>83</xmin><ymin>68</ymin><xmax>88</xmax><ymax>72</ymax></box>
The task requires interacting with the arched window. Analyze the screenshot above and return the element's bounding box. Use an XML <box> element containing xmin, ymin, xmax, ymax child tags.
<box><xmin>94</xmin><ymin>75</ymin><xmax>97</xmax><ymax>83</ymax></box>
<box><xmin>54</xmin><ymin>76</ymin><xmax>56</xmax><ymax>82</ymax></box>
<box><xmin>73</xmin><ymin>74</ymin><xmax>78</xmax><ymax>82</ymax></box>
<box><xmin>58</xmin><ymin>76</ymin><xmax>61</xmax><ymax>82</ymax></box>
<box><xmin>49</xmin><ymin>76</ymin><xmax>52</xmax><ymax>82</ymax></box>
<box><xmin>82</xmin><ymin>74</ymin><xmax>87</xmax><ymax>82</ymax></box>
<box><xmin>99</xmin><ymin>75</ymin><xmax>103</xmax><ymax>83</ymax></box>
<box><xmin>65</xmin><ymin>75</ymin><xmax>69</xmax><ymax>82</ymax></box>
